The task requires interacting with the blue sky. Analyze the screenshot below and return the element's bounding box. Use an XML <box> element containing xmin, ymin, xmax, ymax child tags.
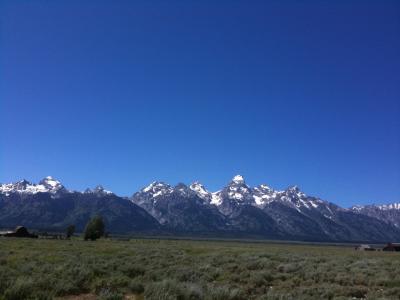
<box><xmin>1</xmin><ymin>0</ymin><xmax>399</xmax><ymax>207</ymax></box>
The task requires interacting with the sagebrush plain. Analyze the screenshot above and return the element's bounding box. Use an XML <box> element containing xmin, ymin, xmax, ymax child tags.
<box><xmin>0</xmin><ymin>237</ymin><xmax>399</xmax><ymax>300</ymax></box>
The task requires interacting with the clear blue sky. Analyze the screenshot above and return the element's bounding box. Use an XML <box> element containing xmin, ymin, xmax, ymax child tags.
<box><xmin>1</xmin><ymin>0</ymin><xmax>399</xmax><ymax>207</ymax></box>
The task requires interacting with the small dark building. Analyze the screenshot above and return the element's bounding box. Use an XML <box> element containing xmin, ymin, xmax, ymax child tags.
<box><xmin>382</xmin><ymin>243</ymin><xmax>400</xmax><ymax>252</ymax></box>
<box><xmin>0</xmin><ymin>226</ymin><xmax>38</xmax><ymax>238</ymax></box>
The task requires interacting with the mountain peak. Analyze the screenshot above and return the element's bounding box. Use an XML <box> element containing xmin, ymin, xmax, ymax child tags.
<box><xmin>18</xmin><ymin>179</ymin><xmax>31</xmax><ymax>184</ymax></box>
<box><xmin>14</xmin><ymin>179</ymin><xmax>32</xmax><ymax>189</ymax></box>
<box><xmin>142</xmin><ymin>181</ymin><xmax>171</xmax><ymax>192</ymax></box>
<box><xmin>287</xmin><ymin>185</ymin><xmax>300</xmax><ymax>191</ymax></box>
<box><xmin>258</xmin><ymin>184</ymin><xmax>273</xmax><ymax>191</ymax></box>
<box><xmin>39</xmin><ymin>176</ymin><xmax>65</xmax><ymax>193</ymax></box>
<box><xmin>284</xmin><ymin>185</ymin><xmax>308</xmax><ymax>201</ymax></box>
<box><xmin>286</xmin><ymin>185</ymin><xmax>305</xmax><ymax>196</ymax></box>
<box><xmin>140</xmin><ymin>181</ymin><xmax>173</xmax><ymax>198</ymax></box>
<box><xmin>94</xmin><ymin>185</ymin><xmax>113</xmax><ymax>194</ymax></box>
<box><xmin>231</xmin><ymin>175</ymin><xmax>245</xmax><ymax>184</ymax></box>
<box><xmin>217</xmin><ymin>175</ymin><xmax>252</xmax><ymax>204</ymax></box>
<box><xmin>190</xmin><ymin>181</ymin><xmax>210</xmax><ymax>200</ymax></box>
<box><xmin>175</xmin><ymin>183</ymin><xmax>195</xmax><ymax>197</ymax></box>
<box><xmin>175</xmin><ymin>183</ymin><xmax>189</xmax><ymax>191</ymax></box>
<box><xmin>40</xmin><ymin>176</ymin><xmax>61</xmax><ymax>186</ymax></box>
<box><xmin>84</xmin><ymin>185</ymin><xmax>113</xmax><ymax>195</ymax></box>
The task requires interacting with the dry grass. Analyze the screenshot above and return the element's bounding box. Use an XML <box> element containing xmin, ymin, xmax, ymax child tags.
<box><xmin>0</xmin><ymin>237</ymin><xmax>399</xmax><ymax>299</ymax></box>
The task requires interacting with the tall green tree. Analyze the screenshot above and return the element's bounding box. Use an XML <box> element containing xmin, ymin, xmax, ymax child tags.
<box><xmin>83</xmin><ymin>216</ymin><xmax>105</xmax><ymax>241</ymax></box>
<box><xmin>66</xmin><ymin>224</ymin><xmax>75</xmax><ymax>238</ymax></box>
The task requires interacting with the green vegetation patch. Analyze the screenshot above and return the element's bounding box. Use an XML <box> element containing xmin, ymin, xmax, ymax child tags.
<box><xmin>0</xmin><ymin>238</ymin><xmax>399</xmax><ymax>299</ymax></box>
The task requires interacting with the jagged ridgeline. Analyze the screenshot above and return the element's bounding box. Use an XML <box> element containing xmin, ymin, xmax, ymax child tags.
<box><xmin>1</xmin><ymin>175</ymin><xmax>399</xmax><ymax>242</ymax></box>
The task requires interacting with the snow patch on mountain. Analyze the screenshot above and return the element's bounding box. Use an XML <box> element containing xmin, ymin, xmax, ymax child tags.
<box><xmin>210</xmin><ymin>192</ymin><xmax>223</xmax><ymax>205</ymax></box>
<box><xmin>232</xmin><ymin>175</ymin><xmax>245</xmax><ymax>184</ymax></box>
<box><xmin>252</xmin><ymin>184</ymin><xmax>279</xmax><ymax>206</ymax></box>
<box><xmin>377</xmin><ymin>203</ymin><xmax>400</xmax><ymax>210</ymax></box>
<box><xmin>352</xmin><ymin>203</ymin><xmax>400</xmax><ymax>211</ymax></box>
<box><xmin>189</xmin><ymin>182</ymin><xmax>210</xmax><ymax>200</ymax></box>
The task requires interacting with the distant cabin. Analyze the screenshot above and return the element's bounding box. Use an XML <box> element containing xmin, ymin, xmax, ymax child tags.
<box><xmin>355</xmin><ymin>244</ymin><xmax>376</xmax><ymax>251</ymax></box>
<box><xmin>0</xmin><ymin>226</ymin><xmax>38</xmax><ymax>238</ymax></box>
<box><xmin>383</xmin><ymin>243</ymin><xmax>400</xmax><ymax>252</ymax></box>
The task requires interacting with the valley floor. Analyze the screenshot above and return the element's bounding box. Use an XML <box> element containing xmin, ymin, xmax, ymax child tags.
<box><xmin>0</xmin><ymin>237</ymin><xmax>399</xmax><ymax>299</ymax></box>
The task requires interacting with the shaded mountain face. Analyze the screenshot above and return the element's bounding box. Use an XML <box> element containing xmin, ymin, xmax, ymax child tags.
<box><xmin>131</xmin><ymin>183</ymin><xmax>228</xmax><ymax>233</ymax></box>
<box><xmin>0</xmin><ymin>178</ymin><xmax>159</xmax><ymax>233</ymax></box>
<box><xmin>1</xmin><ymin>175</ymin><xmax>400</xmax><ymax>242</ymax></box>
<box><xmin>351</xmin><ymin>203</ymin><xmax>400</xmax><ymax>228</ymax></box>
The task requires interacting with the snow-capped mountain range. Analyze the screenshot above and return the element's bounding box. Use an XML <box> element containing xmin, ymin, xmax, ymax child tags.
<box><xmin>1</xmin><ymin>175</ymin><xmax>399</xmax><ymax>242</ymax></box>
<box><xmin>351</xmin><ymin>203</ymin><xmax>400</xmax><ymax>228</ymax></box>
<box><xmin>133</xmin><ymin>175</ymin><xmax>332</xmax><ymax>215</ymax></box>
<box><xmin>0</xmin><ymin>176</ymin><xmax>66</xmax><ymax>196</ymax></box>
<box><xmin>0</xmin><ymin>176</ymin><xmax>113</xmax><ymax>197</ymax></box>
